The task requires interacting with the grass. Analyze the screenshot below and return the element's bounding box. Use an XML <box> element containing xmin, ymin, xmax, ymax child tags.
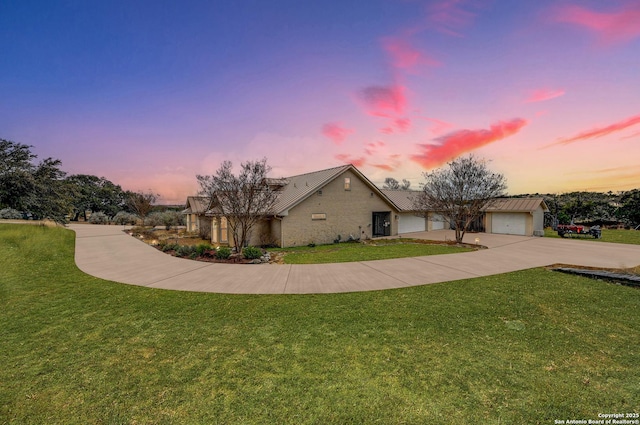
<box><xmin>544</xmin><ymin>227</ymin><xmax>640</xmax><ymax>244</ymax></box>
<box><xmin>1</xmin><ymin>223</ymin><xmax>639</xmax><ymax>424</ymax></box>
<box><xmin>269</xmin><ymin>239</ymin><xmax>473</xmax><ymax>264</ymax></box>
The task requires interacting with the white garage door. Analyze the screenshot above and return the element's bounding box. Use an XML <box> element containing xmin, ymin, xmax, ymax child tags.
<box><xmin>430</xmin><ymin>214</ymin><xmax>446</xmax><ymax>230</ymax></box>
<box><xmin>399</xmin><ymin>214</ymin><xmax>426</xmax><ymax>233</ymax></box>
<box><xmin>492</xmin><ymin>213</ymin><xmax>526</xmax><ymax>235</ymax></box>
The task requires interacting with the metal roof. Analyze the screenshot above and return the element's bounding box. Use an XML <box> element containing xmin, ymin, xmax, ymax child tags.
<box><xmin>484</xmin><ymin>197</ymin><xmax>549</xmax><ymax>213</ymax></box>
<box><xmin>182</xmin><ymin>196</ymin><xmax>210</xmax><ymax>214</ymax></box>
<box><xmin>380</xmin><ymin>190</ymin><xmax>421</xmax><ymax>211</ymax></box>
<box><xmin>272</xmin><ymin>164</ymin><xmax>403</xmax><ymax>215</ymax></box>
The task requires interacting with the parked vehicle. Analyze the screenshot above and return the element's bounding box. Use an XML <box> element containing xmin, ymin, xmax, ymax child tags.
<box><xmin>557</xmin><ymin>224</ymin><xmax>601</xmax><ymax>239</ymax></box>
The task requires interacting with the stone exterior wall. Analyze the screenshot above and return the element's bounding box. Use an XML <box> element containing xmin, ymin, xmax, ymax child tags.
<box><xmin>279</xmin><ymin>169</ymin><xmax>398</xmax><ymax>247</ymax></box>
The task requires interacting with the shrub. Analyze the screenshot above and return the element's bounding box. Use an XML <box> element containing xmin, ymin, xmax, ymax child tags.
<box><xmin>175</xmin><ymin>245</ymin><xmax>197</xmax><ymax>258</ymax></box>
<box><xmin>0</xmin><ymin>208</ymin><xmax>23</xmax><ymax>219</ymax></box>
<box><xmin>147</xmin><ymin>211</ymin><xmax>184</xmax><ymax>230</ymax></box>
<box><xmin>88</xmin><ymin>211</ymin><xmax>109</xmax><ymax>224</ymax></box>
<box><xmin>113</xmin><ymin>211</ymin><xmax>138</xmax><ymax>225</ymax></box>
<box><xmin>242</xmin><ymin>246</ymin><xmax>262</xmax><ymax>260</ymax></box>
<box><xmin>162</xmin><ymin>243</ymin><xmax>180</xmax><ymax>252</ymax></box>
<box><xmin>195</xmin><ymin>243</ymin><xmax>212</xmax><ymax>257</ymax></box>
<box><xmin>217</xmin><ymin>246</ymin><xmax>232</xmax><ymax>260</ymax></box>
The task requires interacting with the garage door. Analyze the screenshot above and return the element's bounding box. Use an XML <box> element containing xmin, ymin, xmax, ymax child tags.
<box><xmin>430</xmin><ymin>214</ymin><xmax>446</xmax><ymax>231</ymax></box>
<box><xmin>491</xmin><ymin>213</ymin><xmax>526</xmax><ymax>235</ymax></box>
<box><xmin>399</xmin><ymin>214</ymin><xmax>426</xmax><ymax>233</ymax></box>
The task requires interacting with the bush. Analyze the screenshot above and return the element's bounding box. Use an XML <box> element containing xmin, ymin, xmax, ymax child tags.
<box><xmin>161</xmin><ymin>243</ymin><xmax>180</xmax><ymax>252</ymax></box>
<box><xmin>147</xmin><ymin>211</ymin><xmax>184</xmax><ymax>230</ymax></box>
<box><xmin>242</xmin><ymin>246</ymin><xmax>262</xmax><ymax>260</ymax></box>
<box><xmin>88</xmin><ymin>211</ymin><xmax>109</xmax><ymax>224</ymax></box>
<box><xmin>0</xmin><ymin>208</ymin><xmax>23</xmax><ymax>219</ymax></box>
<box><xmin>217</xmin><ymin>246</ymin><xmax>232</xmax><ymax>260</ymax></box>
<box><xmin>195</xmin><ymin>243</ymin><xmax>212</xmax><ymax>257</ymax></box>
<box><xmin>113</xmin><ymin>211</ymin><xmax>138</xmax><ymax>225</ymax></box>
<box><xmin>175</xmin><ymin>245</ymin><xmax>197</xmax><ymax>258</ymax></box>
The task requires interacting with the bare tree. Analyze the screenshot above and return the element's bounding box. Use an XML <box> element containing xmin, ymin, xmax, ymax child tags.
<box><xmin>412</xmin><ymin>155</ymin><xmax>506</xmax><ymax>243</ymax></box>
<box><xmin>383</xmin><ymin>177</ymin><xmax>411</xmax><ymax>190</ymax></box>
<box><xmin>126</xmin><ymin>190</ymin><xmax>158</xmax><ymax>226</ymax></box>
<box><xmin>197</xmin><ymin>158</ymin><xmax>280</xmax><ymax>249</ymax></box>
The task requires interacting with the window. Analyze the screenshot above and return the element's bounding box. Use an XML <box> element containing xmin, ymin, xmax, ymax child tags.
<box><xmin>344</xmin><ymin>177</ymin><xmax>351</xmax><ymax>190</ymax></box>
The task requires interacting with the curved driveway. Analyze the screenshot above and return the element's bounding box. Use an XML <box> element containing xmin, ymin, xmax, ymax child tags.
<box><xmin>70</xmin><ymin>224</ymin><xmax>640</xmax><ymax>294</ymax></box>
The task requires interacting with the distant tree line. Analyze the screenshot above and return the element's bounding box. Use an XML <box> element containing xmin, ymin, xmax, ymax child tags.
<box><xmin>0</xmin><ymin>138</ymin><xmax>179</xmax><ymax>225</ymax></box>
<box><xmin>525</xmin><ymin>191</ymin><xmax>640</xmax><ymax>228</ymax></box>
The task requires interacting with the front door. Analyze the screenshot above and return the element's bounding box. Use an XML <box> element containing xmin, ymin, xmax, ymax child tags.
<box><xmin>372</xmin><ymin>212</ymin><xmax>391</xmax><ymax>237</ymax></box>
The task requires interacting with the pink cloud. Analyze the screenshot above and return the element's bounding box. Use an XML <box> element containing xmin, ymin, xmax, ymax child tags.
<box><xmin>422</xmin><ymin>117</ymin><xmax>455</xmax><ymax>136</ymax></box>
<box><xmin>394</xmin><ymin>118</ymin><xmax>411</xmax><ymax>132</ymax></box>
<box><xmin>525</xmin><ymin>88</ymin><xmax>565</xmax><ymax>103</ymax></box>
<box><xmin>427</xmin><ymin>0</ymin><xmax>476</xmax><ymax>37</ymax></box>
<box><xmin>373</xmin><ymin>164</ymin><xmax>395</xmax><ymax>172</ymax></box>
<box><xmin>358</xmin><ymin>84</ymin><xmax>407</xmax><ymax>117</ymax></box>
<box><xmin>365</xmin><ymin>141</ymin><xmax>386</xmax><ymax>156</ymax></box>
<box><xmin>381</xmin><ymin>37</ymin><xmax>441</xmax><ymax>71</ymax></box>
<box><xmin>411</xmin><ymin>118</ymin><xmax>528</xmax><ymax>168</ymax></box>
<box><xmin>545</xmin><ymin>113</ymin><xmax>640</xmax><ymax>148</ymax></box>
<box><xmin>553</xmin><ymin>3</ymin><xmax>640</xmax><ymax>45</ymax></box>
<box><xmin>380</xmin><ymin>127</ymin><xmax>394</xmax><ymax>134</ymax></box>
<box><xmin>322</xmin><ymin>122</ymin><xmax>354</xmax><ymax>145</ymax></box>
<box><xmin>335</xmin><ymin>153</ymin><xmax>366</xmax><ymax>168</ymax></box>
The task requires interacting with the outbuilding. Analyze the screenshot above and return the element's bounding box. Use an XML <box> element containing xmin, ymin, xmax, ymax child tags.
<box><xmin>483</xmin><ymin>198</ymin><xmax>548</xmax><ymax>236</ymax></box>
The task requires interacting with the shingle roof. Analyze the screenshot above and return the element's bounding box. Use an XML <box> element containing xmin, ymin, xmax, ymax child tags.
<box><xmin>182</xmin><ymin>196</ymin><xmax>210</xmax><ymax>214</ymax></box>
<box><xmin>380</xmin><ymin>190</ymin><xmax>421</xmax><ymax>211</ymax></box>
<box><xmin>484</xmin><ymin>197</ymin><xmax>549</xmax><ymax>213</ymax></box>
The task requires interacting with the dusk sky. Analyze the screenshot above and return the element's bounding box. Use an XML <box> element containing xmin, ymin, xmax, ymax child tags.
<box><xmin>2</xmin><ymin>0</ymin><xmax>639</xmax><ymax>204</ymax></box>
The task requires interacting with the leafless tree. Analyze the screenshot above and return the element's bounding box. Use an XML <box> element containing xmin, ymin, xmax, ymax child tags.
<box><xmin>197</xmin><ymin>158</ymin><xmax>280</xmax><ymax>249</ymax></box>
<box><xmin>383</xmin><ymin>177</ymin><xmax>411</xmax><ymax>190</ymax></box>
<box><xmin>126</xmin><ymin>190</ymin><xmax>158</xmax><ymax>226</ymax></box>
<box><xmin>412</xmin><ymin>155</ymin><xmax>507</xmax><ymax>243</ymax></box>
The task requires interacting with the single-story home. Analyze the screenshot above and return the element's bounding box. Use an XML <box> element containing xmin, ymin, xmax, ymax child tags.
<box><xmin>187</xmin><ymin>164</ymin><xmax>402</xmax><ymax>247</ymax></box>
<box><xmin>184</xmin><ymin>165</ymin><xmax>549</xmax><ymax>247</ymax></box>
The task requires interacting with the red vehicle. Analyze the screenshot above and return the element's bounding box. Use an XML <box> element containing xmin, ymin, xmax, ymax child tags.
<box><xmin>556</xmin><ymin>224</ymin><xmax>601</xmax><ymax>238</ymax></box>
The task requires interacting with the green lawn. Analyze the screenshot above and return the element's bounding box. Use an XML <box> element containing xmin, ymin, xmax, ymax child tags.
<box><xmin>270</xmin><ymin>239</ymin><xmax>473</xmax><ymax>264</ymax></box>
<box><xmin>1</xmin><ymin>224</ymin><xmax>639</xmax><ymax>424</ymax></box>
<box><xmin>545</xmin><ymin>227</ymin><xmax>640</xmax><ymax>244</ymax></box>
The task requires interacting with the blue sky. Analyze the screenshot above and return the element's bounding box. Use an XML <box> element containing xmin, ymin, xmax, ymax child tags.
<box><xmin>2</xmin><ymin>0</ymin><xmax>639</xmax><ymax>203</ymax></box>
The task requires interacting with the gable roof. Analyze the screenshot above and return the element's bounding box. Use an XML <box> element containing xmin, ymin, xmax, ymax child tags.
<box><xmin>274</xmin><ymin>164</ymin><xmax>400</xmax><ymax>215</ymax></box>
<box><xmin>484</xmin><ymin>197</ymin><xmax>549</xmax><ymax>213</ymax></box>
<box><xmin>182</xmin><ymin>196</ymin><xmax>210</xmax><ymax>215</ymax></box>
<box><xmin>380</xmin><ymin>190</ymin><xmax>421</xmax><ymax>212</ymax></box>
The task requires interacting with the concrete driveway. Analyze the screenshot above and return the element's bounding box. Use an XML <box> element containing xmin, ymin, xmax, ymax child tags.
<box><xmin>70</xmin><ymin>224</ymin><xmax>640</xmax><ymax>294</ymax></box>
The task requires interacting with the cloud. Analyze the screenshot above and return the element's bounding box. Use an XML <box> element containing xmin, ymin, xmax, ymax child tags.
<box><xmin>422</xmin><ymin>117</ymin><xmax>455</xmax><ymax>136</ymax></box>
<box><xmin>427</xmin><ymin>0</ymin><xmax>476</xmax><ymax>37</ymax></box>
<box><xmin>553</xmin><ymin>3</ymin><xmax>640</xmax><ymax>45</ymax></box>
<box><xmin>335</xmin><ymin>153</ymin><xmax>366</xmax><ymax>168</ymax></box>
<box><xmin>373</xmin><ymin>164</ymin><xmax>395</xmax><ymax>172</ymax></box>
<box><xmin>545</xmin><ymin>113</ymin><xmax>640</xmax><ymax>148</ymax></box>
<box><xmin>365</xmin><ymin>141</ymin><xmax>385</xmax><ymax>156</ymax></box>
<box><xmin>525</xmin><ymin>88</ymin><xmax>565</xmax><ymax>103</ymax></box>
<box><xmin>357</xmin><ymin>84</ymin><xmax>407</xmax><ymax>117</ymax></box>
<box><xmin>411</xmin><ymin>118</ymin><xmax>528</xmax><ymax>168</ymax></box>
<box><xmin>381</xmin><ymin>37</ymin><xmax>441</xmax><ymax>72</ymax></box>
<box><xmin>322</xmin><ymin>122</ymin><xmax>354</xmax><ymax>145</ymax></box>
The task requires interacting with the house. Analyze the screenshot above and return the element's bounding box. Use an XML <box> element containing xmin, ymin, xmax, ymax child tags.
<box><xmin>483</xmin><ymin>198</ymin><xmax>549</xmax><ymax>236</ymax></box>
<box><xmin>187</xmin><ymin>164</ymin><xmax>401</xmax><ymax>248</ymax></box>
<box><xmin>182</xmin><ymin>196</ymin><xmax>210</xmax><ymax>234</ymax></box>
